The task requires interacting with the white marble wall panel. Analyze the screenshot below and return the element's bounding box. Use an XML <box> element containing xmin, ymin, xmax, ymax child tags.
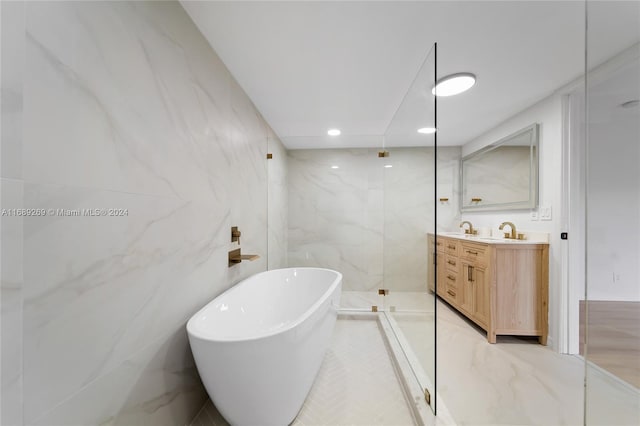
<box><xmin>1</xmin><ymin>2</ymin><xmax>25</xmax><ymax>424</ymax></box>
<box><xmin>1</xmin><ymin>0</ymin><xmax>24</xmax><ymax>180</ymax></box>
<box><xmin>287</xmin><ymin>149</ymin><xmax>384</xmax><ymax>292</ymax></box>
<box><xmin>23</xmin><ymin>1</ymin><xmax>236</xmax><ymax>204</ymax></box>
<box><xmin>382</xmin><ymin>148</ymin><xmax>434</xmax><ymax>293</ymax></box>
<box><xmin>268</xmin><ymin>131</ymin><xmax>288</xmax><ymax>270</ymax></box>
<box><xmin>22</xmin><ymin>182</ymin><xmax>230</xmax><ymax>421</ymax></box>
<box><xmin>383</xmin><ymin>147</ymin><xmax>460</xmax><ymax>293</ymax></box>
<box><xmin>225</xmin><ymin>76</ymin><xmax>268</xmax><ymax>279</ymax></box>
<box><xmin>437</xmin><ymin>147</ymin><xmax>463</xmax><ymax>232</ymax></box>
<box><xmin>9</xmin><ymin>1</ymin><xmax>279</xmax><ymax>424</ymax></box>
<box><xmin>1</xmin><ymin>179</ymin><xmax>24</xmax><ymax>426</ymax></box>
<box><xmin>30</xmin><ymin>328</ymin><xmax>206</xmax><ymax>426</ymax></box>
<box><xmin>288</xmin><ymin>147</ymin><xmax>460</xmax><ymax>293</ymax></box>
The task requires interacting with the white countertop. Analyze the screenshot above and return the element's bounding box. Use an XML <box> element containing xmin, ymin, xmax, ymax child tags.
<box><xmin>431</xmin><ymin>231</ymin><xmax>549</xmax><ymax>245</ymax></box>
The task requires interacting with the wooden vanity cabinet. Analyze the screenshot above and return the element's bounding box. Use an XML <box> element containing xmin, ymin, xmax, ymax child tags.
<box><xmin>428</xmin><ymin>234</ymin><xmax>549</xmax><ymax>344</ymax></box>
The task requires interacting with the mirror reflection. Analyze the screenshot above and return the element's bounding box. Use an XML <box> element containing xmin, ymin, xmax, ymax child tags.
<box><xmin>461</xmin><ymin>124</ymin><xmax>538</xmax><ymax>211</ymax></box>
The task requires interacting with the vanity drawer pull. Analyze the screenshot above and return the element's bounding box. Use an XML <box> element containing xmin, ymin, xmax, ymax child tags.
<box><xmin>447</xmin><ymin>274</ymin><xmax>456</xmax><ymax>281</ymax></box>
<box><xmin>447</xmin><ymin>289</ymin><xmax>456</xmax><ymax>297</ymax></box>
<box><xmin>466</xmin><ymin>250</ymin><xmax>478</xmax><ymax>255</ymax></box>
<box><xmin>448</xmin><ymin>245</ymin><xmax>456</xmax><ymax>250</ymax></box>
<box><xmin>447</xmin><ymin>260</ymin><xmax>456</xmax><ymax>266</ymax></box>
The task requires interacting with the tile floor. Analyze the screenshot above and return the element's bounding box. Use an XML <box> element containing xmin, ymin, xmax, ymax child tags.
<box><xmin>392</xmin><ymin>294</ymin><xmax>639</xmax><ymax>425</ymax></box>
<box><xmin>190</xmin><ymin>316</ymin><xmax>417</xmax><ymax>426</ymax></box>
<box><xmin>191</xmin><ymin>292</ymin><xmax>640</xmax><ymax>425</ymax></box>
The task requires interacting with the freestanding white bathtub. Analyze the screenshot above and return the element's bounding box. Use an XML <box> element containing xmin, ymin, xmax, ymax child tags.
<box><xmin>187</xmin><ymin>267</ymin><xmax>342</xmax><ymax>426</ymax></box>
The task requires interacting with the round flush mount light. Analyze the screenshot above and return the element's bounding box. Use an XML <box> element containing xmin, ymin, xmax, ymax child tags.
<box><xmin>417</xmin><ymin>127</ymin><xmax>437</xmax><ymax>134</ymax></box>
<box><xmin>432</xmin><ymin>73</ymin><xmax>476</xmax><ymax>97</ymax></box>
<box><xmin>327</xmin><ymin>128</ymin><xmax>341</xmax><ymax>136</ymax></box>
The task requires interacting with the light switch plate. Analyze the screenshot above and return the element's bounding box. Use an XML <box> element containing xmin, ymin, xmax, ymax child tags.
<box><xmin>530</xmin><ymin>210</ymin><xmax>539</xmax><ymax>221</ymax></box>
<box><xmin>540</xmin><ymin>206</ymin><xmax>552</xmax><ymax>221</ymax></box>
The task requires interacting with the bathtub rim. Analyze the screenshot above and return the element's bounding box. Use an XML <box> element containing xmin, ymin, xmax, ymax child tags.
<box><xmin>186</xmin><ymin>267</ymin><xmax>342</xmax><ymax>343</ymax></box>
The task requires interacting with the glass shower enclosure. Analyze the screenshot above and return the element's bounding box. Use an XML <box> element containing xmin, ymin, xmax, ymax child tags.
<box><xmin>583</xmin><ymin>1</ymin><xmax>640</xmax><ymax>424</ymax></box>
<box><xmin>381</xmin><ymin>43</ymin><xmax>438</xmax><ymax>412</ymax></box>
<box><xmin>268</xmin><ymin>43</ymin><xmax>439</xmax><ymax>415</ymax></box>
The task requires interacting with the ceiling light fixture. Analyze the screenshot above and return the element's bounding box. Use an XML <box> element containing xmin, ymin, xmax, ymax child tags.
<box><xmin>331</xmin><ymin>165</ymin><xmax>339</xmax><ymax>169</ymax></box>
<box><xmin>417</xmin><ymin>127</ymin><xmax>437</xmax><ymax>134</ymax></box>
<box><xmin>432</xmin><ymin>73</ymin><xmax>476</xmax><ymax>97</ymax></box>
<box><xmin>384</xmin><ymin>165</ymin><xmax>393</xmax><ymax>168</ymax></box>
<box><xmin>327</xmin><ymin>128</ymin><xmax>341</xmax><ymax>136</ymax></box>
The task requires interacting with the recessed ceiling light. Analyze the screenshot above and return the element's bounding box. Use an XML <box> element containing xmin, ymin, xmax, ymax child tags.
<box><xmin>432</xmin><ymin>73</ymin><xmax>476</xmax><ymax>97</ymax></box>
<box><xmin>331</xmin><ymin>165</ymin><xmax>339</xmax><ymax>169</ymax></box>
<box><xmin>327</xmin><ymin>128</ymin><xmax>341</xmax><ymax>136</ymax></box>
<box><xmin>417</xmin><ymin>127</ymin><xmax>437</xmax><ymax>134</ymax></box>
<box><xmin>384</xmin><ymin>165</ymin><xmax>393</xmax><ymax>168</ymax></box>
<box><xmin>621</xmin><ymin>100</ymin><xmax>639</xmax><ymax>109</ymax></box>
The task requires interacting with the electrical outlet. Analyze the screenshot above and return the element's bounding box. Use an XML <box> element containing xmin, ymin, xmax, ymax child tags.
<box><xmin>530</xmin><ymin>210</ymin><xmax>539</xmax><ymax>221</ymax></box>
<box><xmin>540</xmin><ymin>206</ymin><xmax>552</xmax><ymax>221</ymax></box>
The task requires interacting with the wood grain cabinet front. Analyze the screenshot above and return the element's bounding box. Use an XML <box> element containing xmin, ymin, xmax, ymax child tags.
<box><xmin>427</xmin><ymin>234</ymin><xmax>549</xmax><ymax>344</ymax></box>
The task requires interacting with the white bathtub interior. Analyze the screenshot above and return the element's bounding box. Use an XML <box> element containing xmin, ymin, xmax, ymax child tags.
<box><xmin>188</xmin><ymin>268</ymin><xmax>340</xmax><ymax>341</ymax></box>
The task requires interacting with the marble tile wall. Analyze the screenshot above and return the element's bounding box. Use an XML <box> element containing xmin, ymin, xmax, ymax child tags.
<box><xmin>287</xmin><ymin>147</ymin><xmax>460</xmax><ymax>293</ymax></box>
<box><xmin>288</xmin><ymin>149</ymin><xmax>384</xmax><ymax>292</ymax></box>
<box><xmin>1</xmin><ymin>1</ymin><xmax>25</xmax><ymax>425</ymax></box>
<box><xmin>268</xmin><ymin>131</ymin><xmax>288</xmax><ymax>270</ymax></box>
<box><xmin>2</xmin><ymin>1</ymin><xmax>284</xmax><ymax>424</ymax></box>
<box><xmin>384</xmin><ymin>147</ymin><xmax>461</xmax><ymax>292</ymax></box>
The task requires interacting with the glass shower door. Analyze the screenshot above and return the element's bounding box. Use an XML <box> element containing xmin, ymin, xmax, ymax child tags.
<box><xmin>584</xmin><ymin>1</ymin><xmax>640</xmax><ymax>424</ymax></box>
<box><xmin>382</xmin><ymin>43</ymin><xmax>437</xmax><ymax>412</ymax></box>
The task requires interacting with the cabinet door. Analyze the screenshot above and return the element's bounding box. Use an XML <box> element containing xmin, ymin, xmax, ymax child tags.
<box><xmin>460</xmin><ymin>261</ymin><xmax>474</xmax><ymax>315</ymax></box>
<box><xmin>461</xmin><ymin>261</ymin><xmax>489</xmax><ymax>327</ymax></box>
<box><xmin>472</xmin><ymin>266</ymin><xmax>489</xmax><ymax>328</ymax></box>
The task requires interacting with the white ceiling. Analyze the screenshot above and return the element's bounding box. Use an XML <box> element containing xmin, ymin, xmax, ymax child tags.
<box><xmin>181</xmin><ymin>1</ymin><xmax>640</xmax><ymax>148</ymax></box>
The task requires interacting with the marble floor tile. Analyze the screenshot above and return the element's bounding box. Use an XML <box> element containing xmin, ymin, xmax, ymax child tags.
<box><xmin>350</xmin><ymin>291</ymin><xmax>638</xmax><ymax>425</ymax></box>
<box><xmin>190</xmin><ymin>292</ymin><xmax>639</xmax><ymax>425</ymax></box>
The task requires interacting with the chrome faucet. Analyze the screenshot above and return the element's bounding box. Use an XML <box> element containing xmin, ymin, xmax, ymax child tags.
<box><xmin>499</xmin><ymin>221</ymin><xmax>517</xmax><ymax>239</ymax></box>
<box><xmin>459</xmin><ymin>221</ymin><xmax>476</xmax><ymax>235</ymax></box>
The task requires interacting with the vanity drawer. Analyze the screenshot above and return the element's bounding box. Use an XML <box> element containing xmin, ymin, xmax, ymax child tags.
<box><xmin>443</xmin><ymin>270</ymin><xmax>459</xmax><ymax>288</ymax></box>
<box><xmin>460</xmin><ymin>242</ymin><xmax>488</xmax><ymax>267</ymax></box>
<box><xmin>444</xmin><ymin>271</ymin><xmax>459</xmax><ymax>303</ymax></box>
<box><xmin>444</xmin><ymin>285</ymin><xmax>459</xmax><ymax>303</ymax></box>
<box><xmin>445</xmin><ymin>255</ymin><xmax>459</xmax><ymax>272</ymax></box>
<box><xmin>444</xmin><ymin>239</ymin><xmax>459</xmax><ymax>256</ymax></box>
